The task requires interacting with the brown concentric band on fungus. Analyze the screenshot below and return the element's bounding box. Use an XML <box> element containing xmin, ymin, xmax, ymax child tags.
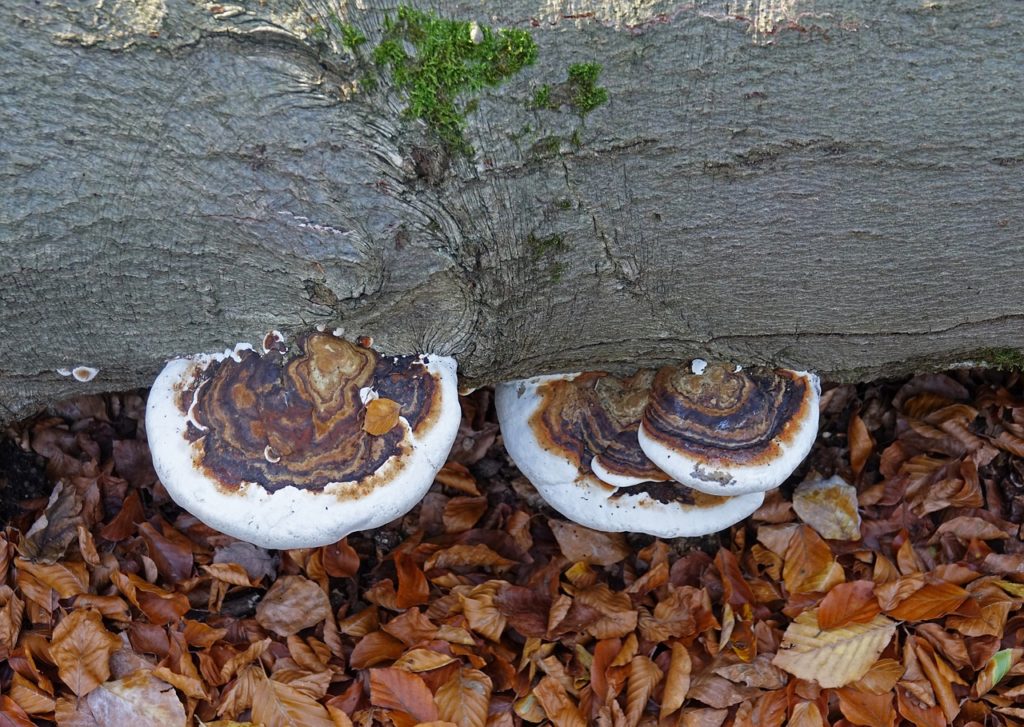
<box><xmin>146</xmin><ymin>331</ymin><xmax>460</xmax><ymax>548</ymax></box>
<box><xmin>183</xmin><ymin>334</ymin><xmax>441</xmax><ymax>493</ymax></box>
<box><xmin>495</xmin><ymin>372</ymin><xmax>766</xmax><ymax>537</ymax></box>
<box><xmin>532</xmin><ymin>370</ymin><xmax>667</xmax><ymax>485</ymax></box>
<box><xmin>638</xmin><ymin>363</ymin><xmax>820</xmax><ymax>495</ymax></box>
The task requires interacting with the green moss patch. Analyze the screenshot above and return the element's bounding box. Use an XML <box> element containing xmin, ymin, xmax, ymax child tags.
<box><xmin>372</xmin><ymin>7</ymin><xmax>537</xmax><ymax>154</ymax></box>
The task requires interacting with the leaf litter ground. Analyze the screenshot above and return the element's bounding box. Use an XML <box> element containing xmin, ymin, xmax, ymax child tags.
<box><xmin>0</xmin><ymin>370</ymin><xmax>1023</xmax><ymax>726</ymax></box>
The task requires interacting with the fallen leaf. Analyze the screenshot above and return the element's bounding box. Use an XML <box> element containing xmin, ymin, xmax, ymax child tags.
<box><xmin>393</xmin><ymin>648</ymin><xmax>458</xmax><ymax>672</ymax></box>
<box><xmin>660</xmin><ymin>643</ymin><xmax>692</xmax><ymax>719</ymax></box>
<box><xmin>835</xmin><ymin>686</ymin><xmax>896</xmax><ymax>727</ymax></box>
<box><xmin>394</xmin><ymin>550</ymin><xmax>429</xmax><ymax>608</ymax></box>
<box><xmin>882</xmin><ymin>577</ymin><xmax>968</xmax><ymax>621</ymax></box>
<box><xmin>971</xmin><ymin>648</ymin><xmax>1022</xmax><ymax>699</ymax></box>
<box><xmin>792</xmin><ymin>475</ymin><xmax>862</xmax><ymax>540</ymax></box>
<box><xmin>425</xmin><ymin>544</ymin><xmax>517</xmax><ymax>571</ymax></box>
<box><xmin>368</xmin><ymin>667</ymin><xmax>439</xmax><ymax>725</ymax></box>
<box><xmin>363</xmin><ymin>398</ymin><xmax>401</xmax><ymax>436</ymax></box>
<box><xmin>1</xmin><ymin>694</ymin><xmax>40</xmax><ymax>727</ymax></box>
<box><xmin>58</xmin><ymin>669</ymin><xmax>187</xmax><ymax>726</ymax></box>
<box><xmin>251</xmin><ymin>669</ymin><xmax>334</xmax><ymax>727</ymax></box>
<box><xmin>788</xmin><ymin>701</ymin><xmax>825</xmax><ymax>727</ymax></box>
<box><xmin>49</xmin><ymin>608</ymin><xmax>122</xmax><ymax>696</ymax></box>
<box><xmin>625</xmin><ymin>655</ymin><xmax>662</xmax><ymax>727</ymax></box>
<box><xmin>783</xmin><ymin>525</ymin><xmax>846</xmax><ymax>595</ymax></box>
<box><xmin>20</xmin><ymin>481</ymin><xmax>83</xmax><ymax>563</ymax></box>
<box><xmin>255</xmin><ymin>576</ymin><xmax>330</xmax><ymax>636</ymax></box>
<box><xmin>818</xmin><ymin>581</ymin><xmax>881</xmax><ymax>630</ymax></box>
<box><xmin>434</xmin><ymin>462</ymin><xmax>480</xmax><ymax>495</ymax></box>
<box><xmin>434</xmin><ymin>666</ymin><xmax>492</xmax><ymax>727</ymax></box>
<box><xmin>849</xmin><ymin>413</ymin><xmax>875</xmax><ymax>477</ymax></box>
<box><xmin>548</xmin><ymin>520</ymin><xmax>630</xmax><ymax>566</ymax></box>
<box><xmin>772</xmin><ymin>610</ymin><xmax>896</xmax><ymax>688</ymax></box>
<box><xmin>442</xmin><ymin>497</ymin><xmax>489</xmax><ymax>532</ymax></box>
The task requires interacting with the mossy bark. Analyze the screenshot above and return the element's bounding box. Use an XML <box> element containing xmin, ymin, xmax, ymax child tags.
<box><xmin>2</xmin><ymin>0</ymin><xmax>1023</xmax><ymax>423</ymax></box>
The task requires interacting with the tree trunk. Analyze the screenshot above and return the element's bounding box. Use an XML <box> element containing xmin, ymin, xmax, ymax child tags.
<box><xmin>2</xmin><ymin>0</ymin><xmax>1023</xmax><ymax>424</ymax></box>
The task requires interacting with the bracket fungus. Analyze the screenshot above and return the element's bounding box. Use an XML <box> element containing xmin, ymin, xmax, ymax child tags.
<box><xmin>639</xmin><ymin>363</ymin><xmax>820</xmax><ymax>495</ymax></box>
<box><xmin>495</xmin><ymin>372</ymin><xmax>765</xmax><ymax>537</ymax></box>
<box><xmin>145</xmin><ymin>332</ymin><xmax>460</xmax><ymax>549</ymax></box>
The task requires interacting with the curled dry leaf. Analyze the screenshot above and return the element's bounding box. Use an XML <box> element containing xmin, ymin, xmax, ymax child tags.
<box><xmin>49</xmin><ymin>608</ymin><xmax>122</xmax><ymax>696</ymax></box>
<box><xmin>251</xmin><ymin>668</ymin><xmax>334</xmax><ymax>727</ymax></box>
<box><xmin>434</xmin><ymin>666</ymin><xmax>492</xmax><ymax>727</ymax></box>
<box><xmin>849</xmin><ymin>412</ymin><xmax>875</xmax><ymax>478</ymax></box>
<box><xmin>835</xmin><ymin>686</ymin><xmax>897</xmax><ymax>727</ymax></box>
<box><xmin>818</xmin><ymin>580</ymin><xmax>881</xmax><ymax>630</ymax></box>
<box><xmin>659</xmin><ymin>643</ymin><xmax>692</xmax><ymax>719</ymax></box>
<box><xmin>783</xmin><ymin>525</ymin><xmax>845</xmax><ymax>595</ymax></box>
<box><xmin>792</xmin><ymin>475</ymin><xmax>862</xmax><ymax>541</ymax></box>
<box><xmin>547</xmin><ymin>519</ymin><xmax>630</xmax><ymax>566</ymax></box>
<box><xmin>255</xmin><ymin>576</ymin><xmax>330</xmax><ymax>637</ymax></box>
<box><xmin>363</xmin><ymin>398</ymin><xmax>402</xmax><ymax>436</ymax></box>
<box><xmin>772</xmin><ymin>610</ymin><xmax>897</xmax><ymax>688</ymax></box>
<box><xmin>56</xmin><ymin>669</ymin><xmax>188</xmax><ymax>727</ymax></box>
<box><xmin>368</xmin><ymin>667</ymin><xmax>440</xmax><ymax>725</ymax></box>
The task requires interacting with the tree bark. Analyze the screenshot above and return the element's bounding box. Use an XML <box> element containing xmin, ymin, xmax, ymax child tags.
<box><xmin>2</xmin><ymin>0</ymin><xmax>1023</xmax><ymax>424</ymax></box>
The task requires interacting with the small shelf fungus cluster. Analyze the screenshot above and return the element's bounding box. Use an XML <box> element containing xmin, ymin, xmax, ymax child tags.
<box><xmin>145</xmin><ymin>332</ymin><xmax>460</xmax><ymax>549</ymax></box>
<box><xmin>495</xmin><ymin>362</ymin><xmax>820</xmax><ymax>538</ymax></box>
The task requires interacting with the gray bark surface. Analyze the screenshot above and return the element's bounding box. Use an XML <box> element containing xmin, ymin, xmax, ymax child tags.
<box><xmin>2</xmin><ymin>0</ymin><xmax>1023</xmax><ymax>423</ymax></box>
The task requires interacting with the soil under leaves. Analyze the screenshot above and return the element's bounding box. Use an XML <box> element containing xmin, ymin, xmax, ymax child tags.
<box><xmin>0</xmin><ymin>371</ymin><xmax>1023</xmax><ymax>726</ymax></box>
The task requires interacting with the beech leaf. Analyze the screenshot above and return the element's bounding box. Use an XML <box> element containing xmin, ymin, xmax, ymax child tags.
<box><xmin>434</xmin><ymin>667</ymin><xmax>492</xmax><ymax>727</ymax></box>
<box><xmin>49</xmin><ymin>608</ymin><xmax>122</xmax><ymax>696</ymax></box>
<box><xmin>772</xmin><ymin>610</ymin><xmax>896</xmax><ymax>688</ymax></box>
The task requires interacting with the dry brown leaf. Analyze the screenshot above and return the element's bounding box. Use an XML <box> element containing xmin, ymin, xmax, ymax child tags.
<box><xmin>783</xmin><ymin>525</ymin><xmax>846</xmax><ymax>595</ymax></box>
<box><xmin>895</xmin><ymin>684</ymin><xmax>946</xmax><ymax>727</ymax></box>
<box><xmin>434</xmin><ymin>666</ymin><xmax>492</xmax><ymax>727</ymax></box>
<box><xmin>852</xmin><ymin>657</ymin><xmax>905</xmax><ymax>694</ymax></box>
<box><xmin>0</xmin><ymin>694</ymin><xmax>35</xmax><ymax>727</ymax></box>
<box><xmin>460</xmin><ymin>591</ymin><xmax>506</xmax><ymax>642</ymax></box>
<box><xmin>368</xmin><ymin>667</ymin><xmax>440</xmax><ymax>725</ymax></box>
<box><xmin>713</xmin><ymin>654</ymin><xmax>788</xmax><ymax>689</ymax></box>
<box><xmin>62</xmin><ymin>670</ymin><xmax>188</xmax><ymax>727</ymax></box>
<box><xmin>788</xmin><ymin>700</ymin><xmax>825</xmax><ymax>727</ymax></box>
<box><xmin>363</xmin><ymin>398</ymin><xmax>401</xmax><ymax>436</ymax></box>
<box><xmin>394</xmin><ymin>550</ymin><xmax>430</xmax><ymax>608</ymax></box>
<box><xmin>202</xmin><ymin>563</ymin><xmax>255</xmax><ymax>587</ymax></box>
<box><xmin>0</xmin><ymin>586</ymin><xmax>24</xmax><ymax>660</ymax></box>
<box><xmin>933</xmin><ymin>516</ymin><xmax>1012</xmax><ymax>541</ymax></box>
<box><xmin>425</xmin><ymin>544</ymin><xmax>517</xmax><ymax>571</ymax></box>
<box><xmin>625</xmin><ymin>655</ymin><xmax>662</xmax><ymax>727</ymax></box>
<box><xmin>255</xmin><ymin>576</ymin><xmax>330</xmax><ymax>636</ymax></box>
<box><xmin>772</xmin><ymin>610</ymin><xmax>896</xmax><ymax>688</ymax></box>
<box><xmin>251</xmin><ymin>669</ymin><xmax>334</xmax><ymax>727</ymax></box>
<box><xmin>835</xmin><ymin>686</ymin><xmax>896</xmax><ymax>727</ymax></box>
<box><xmin>818</xmin><ymin>580</ymin><xmax>881</xmax><ymax>630</ymax></box>
<box><xmin>660</xmin><ymin>643</ymin><xmax>692</xmax><ymax>719</ymax></box>
<box><xmin>20</xmin><ymin>480</ymin><xmax>83</xmax><ymax>563</ymax></box>
<box><xmin>883</xmin><ymin>578</ymin><xmax>968</xmax><ymax>621</ymax></box>
<box><xmin>679</xmin><ymin>708</ymin><xmax>729</xmax><ymax>727</ymax></box>
<box><xmin>792</xmin><ymin>475</ymin><xmax>862</xmax><ymax>540</ymax></box>
<box><xmin>393</xmin><ymin>648</ymin><xmax>458</xmax><ymax>672</ymax></box>
<box><xmin>442</xmin><ymin>497</ymin><xmax>489</xmax><ymax>532</ymax></box>
<box><xmin>548</xmin><ymin>520</ymin><xmax>630</xmax><ymax>566</ymax></box>
<box><xmin>533</xmin><ymin>675</ymin><xmax>586</xmax><ymax>727</ymax></box>
<box><xmin>434</xmin><ymin>462</ymin><xmax>480</xmax><ymax>495</ymax></box>
<box><xmin>848</xmin><ymin>412</ymin><xmax>875</xmax><ymax>477</ymax></box>
<box><xmin>8</xmin><ymin>672</ymin><xmax>55</xmax><ymax>715</ymax></box>
<box><xmin>349</xmin><ymin>631</ymin><xmax>404</xmax><ymax>669</ymax></box>
<box><xmin>49</xmin><ymin>608</ymin><xmax>122</xmax><ymax>696</ymax></box>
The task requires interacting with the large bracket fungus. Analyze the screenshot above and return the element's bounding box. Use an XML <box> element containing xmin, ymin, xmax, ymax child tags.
<box><xmin>495</xmin><ymin>371</ymin><xmax>767</xmax><ymax>537</ymax></box>
<box><xmin>639</xmin><ymin>363</ymin><xmax>820</xmax><ymax>495</ymax></box>
<box><xmin>146</xmin><ymin>332</ymin><xmax>460</xmax><ymax>549</ymax></box>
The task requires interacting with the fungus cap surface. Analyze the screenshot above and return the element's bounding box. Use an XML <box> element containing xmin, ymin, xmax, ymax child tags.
<box><xmin>495</xmin><ymin>373</ymin><xmax>764</xmax><ymax>537</ymax></box>
<box><xmin>145</xmin><ymin>333</ymin><xmax>460</xmax><ymax>548</ymax></box>
<box><xmin>638</xmin><ymin>363</ymin><xmax>820</xmax><ymax>495</ymax></box>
